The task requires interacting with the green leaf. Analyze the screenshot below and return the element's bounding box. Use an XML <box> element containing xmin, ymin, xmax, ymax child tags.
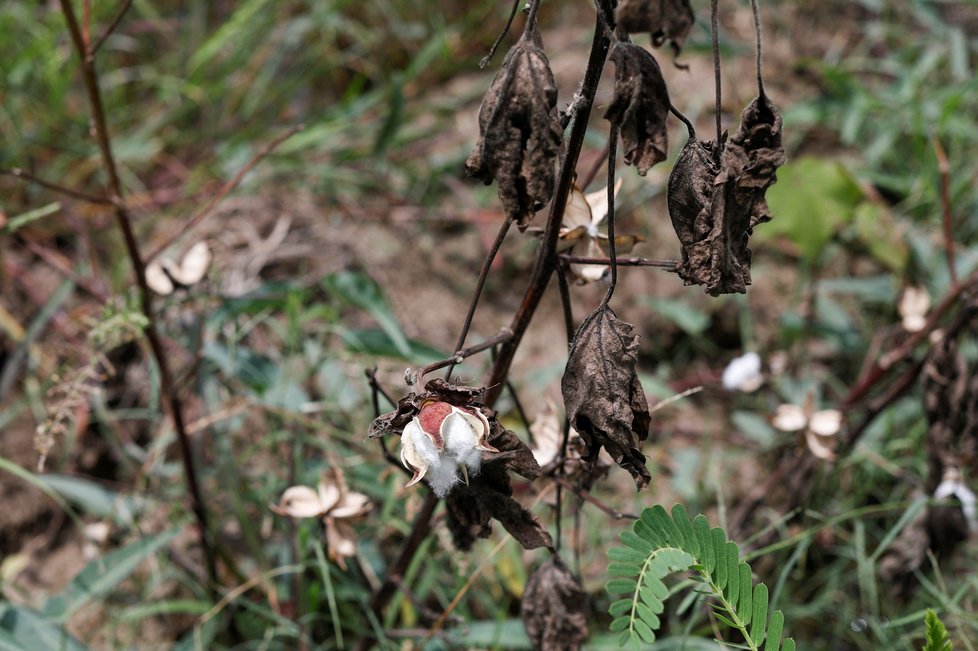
<box><xmin>760</xmin><ymin>157</ymin><xmax>865</xmax><ymax>261</ymax></box>
<box><xmin>633</xmin><ymin>618</ymin><xmax>656</xmax><ymax>644</ymax></box>
<box><xmin>750</xmin><ymin>583</ymin><xmax>769</xmax><ymax>642</ymax></box>
<box><xmin>323</xmin><ymin>271</ymin><xmax>411</xmax><ymax>357</ymax></box>
<box><xmin>38</xmin><ymin>474</ymin><xmax>146</xmax><ymax>524</ymax></box>
<box><xmin>606</xmin><ymin>578</ymin><xmax>638</xmax><ymax>595</ymax></box>
<box><xmin>634</xmin><ymin>517</ymin><xmax>664</xmax><ymax>548</ymax></box>
<box><xmin>923</xmin><ymin>609</ymin><xmax>954</xmax><ymax>651</ymax></box>
<box><xmin>634</xmin><ymin>602</ymin><xmax>661</xmax><ymax>630</ymax></box>
<box><xmin>639</xmin><ymin>585</ymin><xmax>665</xmax><ymax>612</ymax></box>
<box><xmin>713</xmin><ymin>530</ymin><xmax>728</xmax><ymax>589</ymax></box>
<box><xmin>610</xmin><ymin>617</ymin><xmax>631</xmax><ymax>632</ymax></box>
<box><xmin>765</xmin><ymin>610</ymin><xmax>785</xmax><ymax>651</ymax></box>
<box><xmin>608</xmin><ymin>562</ymin><xmax>643</xmax><ymax>577</ymax></box>
<box><xmin>644</xmin><ymin>297</ymin><xmax>710</xmax><ymax>336</ymax></box>
<box><xmin>609</xmin><ymin>547</ymin><xmax>649</xmax><ymax>565</ymax></box>
<box><xmin>0</xmin><ymin>604</ymin><xmax>89</xmax><ymax>651</ymax></box>
<box><xmin>726</xmin><ymin>557</ymin><xmax>741</xmax><ymax>610</ymax></box>
<box><xmin>671</xmin><ymin>504</ymin><xmax>698</xmax><ymax>556</ymax></box>
<box><xmin>42</xmin><ymin>529</ymin><xmax>179</xmax><ymax>621</ymax></box>
<box><xmin>739</xmin><ymin>564</ymin><xmax>753</xmax><ymax>626</ymax></box>
<box><xmin>609</xmin><ymin>599</ymin><xmax>634</xmax><ymax>617</ymax></box>
<box><xmin>620</xmin><ymin>529</ymin><xmax>654</xmax><ymax>553</ymax></box>
<box><xmin>696</xmin><ymin>516</ymin><xmax>715</xmax><ymax>572</ymax></box>
<box><xmin>782</xmin><ymin>639</ymin><xmax>796</xmax><ymax>651</ymax></box>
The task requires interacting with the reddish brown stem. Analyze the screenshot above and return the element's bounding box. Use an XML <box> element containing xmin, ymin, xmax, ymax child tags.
<box><xmin>484</xmin><ymin>3</ymin><xmax>614</xmax><ymax>406</ymax></box>
<box><xmin>58</xmin><ymin>0</ymin><xmax>218</xmax><ymax>593</ymax></box>
<box><xmin>559</xmin><ymin>254</ymin><xmax>679</xmax><ymax>270</ymax></box>
<box><xmin>934</xmin><ymin>138</ymin><xmax>957</xmax><ymax>287</ymax></box>
<box><xmin>2</xmin><ymin>168</ymin><xmax>115</xmax><ymax>205</ymax></box>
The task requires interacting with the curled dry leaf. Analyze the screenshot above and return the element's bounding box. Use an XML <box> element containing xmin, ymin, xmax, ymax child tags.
<box><xmin>923</xmin><ymin>334</ymin><xmax>978</xmax><ymax>488</ymax></box>
<box><xmin>667</xmin><ymin>94</ymin><xmax>785</xmax><ymax>295</ymax></box>
<box><xmin>616</xmin><ymin>0</ymin><xmax>695</xmax><ymax>58</ymax></box>
<box><xmin>561</xmin><ymin>304</ymin><xmax>652</xmax><ymax>489</ymax></box>
<box><xmin>465</xmin><ymin>25</ymin><xmax>562</xmax><ymax>231</ymax></box>
<box><xmin>521</xmin><ymin>557</ymin><xmax>589</xmax><ymax>651</ymax></box>
<box><xmin>529</xmin><ymin>402</ymin><xmax>612</xmax><ymax>488</ymax></box>
<box><xmin>444</xmin><ymin>419</ymin><xmax>552</xmax><ymax>551</ymax></box>
<box><xmin>604</xmin><ymin>43</ymin><xmax>670</xmax><ymax>176</ymax></box>
<box><xmin>146</xmin><ymin>241</ymin><xmax>212</xmax><ymax>296</ymax></box>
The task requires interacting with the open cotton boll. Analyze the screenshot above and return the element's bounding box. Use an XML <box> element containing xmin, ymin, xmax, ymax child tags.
<box><xmin>722</xmin><ymin>352</ymin><xmax>763</xmax><ymax>392</ymax></box>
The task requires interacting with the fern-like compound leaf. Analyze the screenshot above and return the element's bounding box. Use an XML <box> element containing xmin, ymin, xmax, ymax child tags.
<box><xmin>606</xmin><ymin>503</ymin><xmax>796</xmax><ymax>651</ymax></box>
<box><xmin>923</xmin><ymin>609</ymin><xmax>953</xmax><ymax>651</ymax></box>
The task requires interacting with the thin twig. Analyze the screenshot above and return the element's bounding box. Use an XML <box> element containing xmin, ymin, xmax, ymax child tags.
<box><xmin>552</xmin><ymin>477</ymin><xmax>639</xmax><ymax>520</ymax></box>
<box><xmin>670</xmin><ymin>104</ymin><xmax>696</xmax><ymax>138</ymax></box>
<box><xmin>749</xmin><ymin>0</ymin><xmax>765</xmax><ymax>97</ymax></box>
<box><xmin>146</xmin><ymin>124</ymin><xmax>304</xmax><ymax>262</ymax></box>
<box><xmin>480</xmin><ymin>0</ymin><xmax>522</xmax><ymax>69</ymax></box>
<box><xmin>934</xmin><ymin>138</ymin><xmax>957</xmax><ymax>287</ymax></box>
<box><xmin>58</xmin><ymin>0</ymin><xmax>218</xmax><ymax>593</ymax></box>
<box><xmin>418</xmin><ymin>327</ymin><xmax>514</xmax><ymax>383</ymax></box>
<box><xmin>559</xmin><ymin>254</ymin><xmax>679</xmax><ymax>270</ymax></box>
<box><xmin>90</xmin><ymin>0</ymin><xmax>133</xmax><ymax>55</ymax></box>
<box><xmin>600</xmin><ymin>123</ymin><xmax>620</xmax><ymax>308</ymax></box>
<box><xmin>445</xmin><ymin>216</ymin><xmax>514</xmax><ymax>380</ymax></box>
<box><xmin>2</xmin><ymin>168</ymin><xmax>115</xmax><ymax>205</ymax></box>
<box><xmin>711</xmin><ymin>0</ymin><xmax>723</xmax><ymax>151</ymax></box>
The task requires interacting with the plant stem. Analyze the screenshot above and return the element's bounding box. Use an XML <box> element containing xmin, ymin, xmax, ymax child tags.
<box><xmin>711</xmin><ymin>0</ymin><xmax>722</xmax><ymax>149</ymax></box>
<box><xmin>484</xmin><ymin>1</ymin><xmax>614</xmax><ymax>406</ymax></box>
<box><xmin>58</xmin><ymin>0</ymin><xmax>218</xmax><ymax>593</ymax></box>
<box><xmin>559</xmin><ymin>254</ymin><xmax>678</xmax><ymax>269</ymax></box>
<box><xmin>934</xmin><ymin>138</ymin><xmax>957</xmax><ymax>287</ymax></box>
<box><xmin>600</xmin><ymin>123</ymin><xmax>619</xmax><ymax>308</ymax></box>
<box><xmin>419</xmin><ymin>327</ymin><xmax>513</xmax><ymax>382</ymax></box>
<box><xmin>445</xmin><ymin>216</ymin><xmax>514</xmax><ymax>380</ymax></box>
<box><xmin>2</xmin><ymin>168</ymin><xmax>115</xmax><ymax>205</ymax></box>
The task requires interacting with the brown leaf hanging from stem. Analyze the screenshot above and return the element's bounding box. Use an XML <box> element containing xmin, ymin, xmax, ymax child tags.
<box><xmin>604</xmin><ymin>42</ymin><xmax>670</xmax><ymax>176</ymax></box>
<box><xmin>665</xmin><ymin>0</ymin><xmax>784</xmax><ymax>295</ymax></box>
<box><xmin>465</xmin><ymin>12</ymin><xmax>562</xmax><ymax>231</ymax></box>
<box><xmin>561</xmin><ymin>304</ymin><xmax>652</xmax><ymax>489</ymax></box>
<box><xmin>521</xmin><ymin>557</ymin><xmax>590</xmax><ymax>650</ymax></box>
<box><xmin>615</xmin><ymin>0</ymin><xmax>695</xmax><ymax>59</ymax></box>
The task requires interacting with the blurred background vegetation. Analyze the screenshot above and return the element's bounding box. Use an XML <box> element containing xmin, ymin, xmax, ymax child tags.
<box><xmin>1</xmin><ymin>0</ymin><xmax>977</xmax><ymax>649</ymax></box>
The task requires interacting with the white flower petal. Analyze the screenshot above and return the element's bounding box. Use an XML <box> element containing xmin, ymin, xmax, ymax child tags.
<box><xmin>170</xmin><ymin>241</ymin><xmax>211</xmax><ymax>286</ymax></box>
<box><xmin>571</xmin><ymin>237</ymin><xmax>608</xmax><ymax>284</ymax></box>
<box><xmin>772</xmin><ymin>404</ymin><xmax>807</xmax><ymax>432</ymax></box>
<box><xmin>805</xmin><ymin>429</ymin><xmax>837</xmax><ymax>461</ymax></box>
<box><xmin>145</xmin><ymin>261</ymin><xmax>175</xmax><ymax>295</ymax></box>
<box><xmin>809</xmin><ymin>409</ymin><xmax>842</xmax><ymax>437</ymax></box>
<box><xmin>273</xmin><ymin>486</ymin><xmax>327</xmax><ymax>518</ymax></box>
<box><xmin>330</xmin><ymin>492</ymin><xmax>370</xmax><ymax>519</ymax></box>
<box><xmin>583</xmin><ymin>178</ymin><xmax>623</xmax><ymax>226</ymax></box>
<box><xmin>563</xmin><ymin>188</ymin><xmax>593</xmax><ymax>230</ymax></box>
<box><xmin>721</xmin><ymin>352</ymin><xmax>763</xmax><ymax>392</ymax></box>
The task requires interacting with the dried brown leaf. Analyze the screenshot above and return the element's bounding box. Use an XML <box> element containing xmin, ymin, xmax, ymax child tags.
<box><xmin>561</xmin><ymin>305</ymin><xmax>651</xmax><ymax>489</ymax></box>
<box><xmin>923</xmin><ymin>336</ymin><xmax>978</xmax><ymax>486</ymax></box>
<box><xmin>521</xmin><ymin>557</ymin><xmax>589</xmax><ymax>650</ymax></box>
<box><xmin>667</xmin><ymin>94</ymin><xmax>784</xmax><ymax>295</ymax></box>
<box><xmin>466</xmin><ymin>26</ymin><xmax>562</xmax><ymax>230</ymax></box>
<box><xmin>604</xmin><ymin>43</ymin><xmax>670</xmax><ymax>176</ymax></box>
<box><xmin>616</xmin><ymin>0</ymin><xmax>695</xmax><ymax>58</ymax></box>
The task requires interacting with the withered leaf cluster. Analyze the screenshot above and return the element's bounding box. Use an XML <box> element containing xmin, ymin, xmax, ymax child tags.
<box><xmin>466</xmin><ymin>25</ymin><xmax>562</xmax><ymax>231</ymax></box>
<box><xmin>616</xmin><ymin>0</ymin><xmax>695</xmax><ymax>57</ymax></box>
<box><xmin>923</xmin><ymin>334</ymin><xmax>978</xmax><ymax>484</ymax></box>
<box><xmin>561</xmin><ymin>305</ymin><xmax>652</xmax><ymax>489</ymax></box>
<box><xmin>667</xmin><ymin>93</ymin><xmax>785</xmax><ymax>295</ymax></box>
<box><xmin>445</xmin><ymin>420</ymin><xmax>552</xmax><ymax>551</ymax></box>
<box><xmin>604</xmin><ymin>43</ymin><xmax>670</xmax><ymax>176</ymax></box>
<box><xmin>368</xmin><ymin>379</ymin><xmax>552</xmax><ymax>551</ymax></box>
<box><xmin>880</xmin><ymin>328</ymin><xmax>978</xmax><ymax>597</ymax></box>
<box><xmin>521</xmin><ymin>557</ymin><xmax>589</xmax><ymax>650</ymax></box>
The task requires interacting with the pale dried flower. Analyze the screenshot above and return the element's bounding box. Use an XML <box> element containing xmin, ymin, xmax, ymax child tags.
<box><xmin>898</xmin><ymin>285</ymin><xmax>930</xmax><ymax>332</ymax></box>
<box><xmin>146</xmin><ymin>241</ymin><xmax>212</xmax><ymax>295</ymax></box>
<box><xmin>272</xmin><ymin>467</ymin><xmax>370</xmax><ymax>569</ymax></box>
<box><xmin>557</xmin><ymin>180</ymin><xmax>642</xmax><ymax>284</ymax></box>
<box><xmin>771</xmin><ymin>392</ymin><xmax>842</xmax><ymax>461</ymax></box>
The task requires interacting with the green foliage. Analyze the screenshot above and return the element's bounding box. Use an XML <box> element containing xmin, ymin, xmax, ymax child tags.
<box><xmin>922</xmin><ymin>610</ymin><xmax>953</xmax><ymax>651</ymax></box>
<box><xmin>606</xmin><ymin>504</ymin><xmax>795</xmax><ymax>651</ymax></box>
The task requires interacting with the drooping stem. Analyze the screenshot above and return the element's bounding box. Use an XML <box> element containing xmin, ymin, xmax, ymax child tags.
<box><xmin>711</xmin><ymin>0</ymin><xmax>722</xmax><ymax>149</ymax></box>
<box><xmin>600</xmin><ymin>123</ymin><xmax>620</xmax><ymax>307</ymax></box>
<box><xmin>480</xmin><ymin>0</ymin><xmax>523</xmax><ymax>69</ymax></box>
<box><xmin>522</xmin><ymin>0</ymin><xmax>543</xmax><ymax>37</ymax></box>
<box><xmin>484</xmin><ymin>0</ymin><xmax>614</xmax><ymax>406</ymax></box>
<box><xmin>445</xmin><ymin>216</ymin><xmax>514</xmax><ymax>380</ymax></box>
<box><xmin>58</xmin><ymin>0</ymin><xmax>218</xmax><ymax>593</ymax></box>
<box><xmin>749</xmin><ymin>0</ymin><xmax>766</xmax><ymax>97</ymax></box>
